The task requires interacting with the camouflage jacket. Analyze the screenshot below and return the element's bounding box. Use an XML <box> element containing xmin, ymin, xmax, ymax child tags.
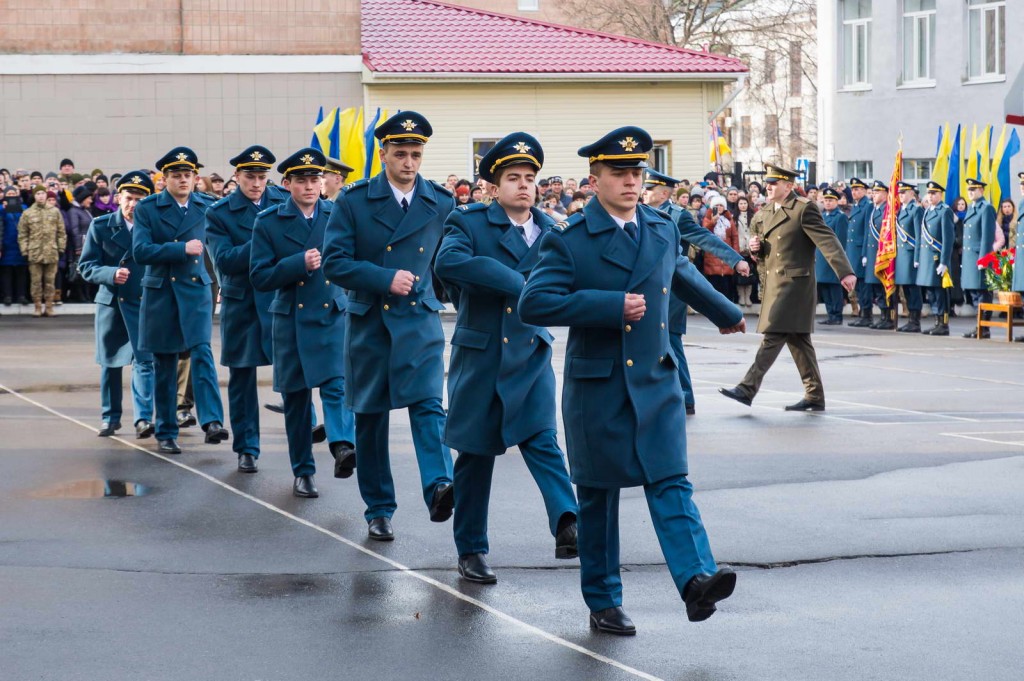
<box><xmin>18</xmin><ymin>203</ymin><xmax>66</xmax><ymax>264</ymax></box>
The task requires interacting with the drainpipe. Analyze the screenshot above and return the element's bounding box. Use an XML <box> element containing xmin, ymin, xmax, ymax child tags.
<box><xmin>709</xmin><ymin>73</ymin><xmax>748</xmax><ymax>122</ymax></box>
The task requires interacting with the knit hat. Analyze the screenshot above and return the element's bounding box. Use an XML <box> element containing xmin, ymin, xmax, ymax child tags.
<box><xmin>91</xmin><ymin>168</ymin><xmax>104</xmax><ymax>176</ymax></box>
<box><xmin>72</xmin><ymin>185</ymin><xmax>93</xmax><ymax>203</ymax></box>
<box><xmin>46</xmin><ymin>191</ymin><xmax>57</xmax><ymax>201</ymax></box>
<box><xmin>32</xmin><ymin>184</ymin><xmax>46</xmax><ymax>194</ymax></box>
<box><xmin>45</xmin><ymin>171</ymin><xmax>59</xmax><ymax>180</ymax></box>
<box><xmin>59</xmin><ymin>158</ymin><xmax>74</xmax><ymax>168</ymax></box>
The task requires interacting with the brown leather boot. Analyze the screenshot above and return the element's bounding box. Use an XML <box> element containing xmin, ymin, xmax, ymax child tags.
<box><xmin>33</xmin><ymin>302</ymin><xmax>43</xmax><ymax>317</ymax></box>
<box><xmin>44</xmin><ymin>297</ymin><xmax>56</xmax><ymax>317</ymax></box>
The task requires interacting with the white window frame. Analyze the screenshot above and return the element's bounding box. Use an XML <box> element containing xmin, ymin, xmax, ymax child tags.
<box><xmin>838</xmin><ymin>160</ymin><xmax>874</xmax><ymax>180</ymax></box>
<box><xmin>651</xmin><ymin>142</ymin><xmax>671</xmax><ymax>174</ymax></box>
<box><xmin>470</xmin><ymin>136</ymin><xmax>501</xmax><ymax>179</ymax></box>
<box><xmin>966</xmin><ymin>0</ymin><xmax>1006</xmax><ymax>83</ymax></box>
<box><xmin>900</xmin><ymin>0</ymin><xmax>936</xmax><ymax>87</ymax></box>
<box><xmin>902</xmin><ymin>158</ymin><xmax>933</xmax><ymax>186</ymax></box>
<box><xmin>517</xmin><ymin>0</ymin><xmax>539</xmax><ymax>10</ymax></box>
<box><xmin>840</xmin><ymin>1</ymin><xmax>872</xmax><ymax>91</ymax></box>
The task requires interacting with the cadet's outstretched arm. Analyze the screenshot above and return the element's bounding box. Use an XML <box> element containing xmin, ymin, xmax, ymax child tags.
<box><xmin>435</xmin><ymin>212</ymin><xmax>525</xmax><ymax>297</ymax></box>
<box><xmin>321</xmin><ymin>194</ymin><xmax>397</xmax><ymax>294</ymax></box>
<box><xmin>78</xmin><ymin>220</ymin><xmax>118</xmax><ymax>286</ymax></box>
<box><xmin>677</xmin><ymin>209</ymin><xmax>741</xmax><ymax>268</ymax></box>
<box><xmin>132</xmin><ymin>207</ymin><xmax>187</xmax><ymax>265</ymax></box>
<box><xmin>672</xmin><ymin>253</ymin><xmax>743</xmax><ymax>330</ymax></box>
<box><xmin>519</xmin><ymin>232</ymin><xmax>626</xmax><ymax>329</ymax></box>
<box><xmin>206</xmin><ymin>210</ymin><xmax>251</xmax><ymax>276</ymax></box>
<box><xmin>249</xmin><ymin>220</ymin><xmax>308</xmax><ymax>292</ymax></box>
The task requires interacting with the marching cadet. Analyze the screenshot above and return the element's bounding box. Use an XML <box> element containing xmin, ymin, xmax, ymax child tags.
<box><xmin>642</xmin><ymin>169</ymin><xmax>746</xmax><ymax>415</ymax></box>
<box><xmin>720</xmin><ymin>165</ymin><xmax>855</xmax><ymax>412</ymax></box>
<box><xmin>916</xmin><ymin>182</ymin><xmax>955</xmax><ymax>336</ymax></box>
<box><xmin>520</xmin><ymin>127</ymin><xmax>745</xmax><ymax>636</ymax></box>
<box><xmin>863</xmin><ymin>180</ymin><xmax>894</xmax><ymax>330</ymax></box>
<box><xmin>895</xmin><ymin>181</ymin><xmax>924</xmax><ymax>332</ymax></box>
<box><xmin>434</xmin><ymin>133</ymin><xmax>579</xmax><ymax>585</ymax></box>
<box><xmin>1013</xmin><ymin>173</ymin><xmax>1024</xmax><ymax>342</ymax></box>
<box><xmin>846</xmin><ymin>178</ymin><xmax>873</xmax><ymax>326</ymax></box>
<box><xmin>250</xmin><ymin>148</ymin><xmax>356</xmax><ymax>497</ymax></box>
<box><xmin>133</xmin><ymin>147</ymin><xmax>227</xmax><ymax>454</ymax></box>
<box><xmin>322</xmin><ymin>111</ymin><xmax>455</xmax><ymax>541</ymax></box>
<box><xmin>206</xmin><ymin>145</ymin><xmax>288</xmax><ymax>473</ymax></box>
<box><xmin>816</xmin><ymin>187</ymin><xmax>849</xmax><ymax>325</ymax></box>
<box><xmin>78</xmin><ymin>171</ymin><xmax>156</xmax><ymax>439</ymax></box>
<box><xmin>321</xmin><ymin>158</ymin><xmax>354</xmax><ymax>201</ymax></box>
<box><xmin>960</xmin><ymin>178</ymin><xmax>997</xmax><ymax>338</ymax></box>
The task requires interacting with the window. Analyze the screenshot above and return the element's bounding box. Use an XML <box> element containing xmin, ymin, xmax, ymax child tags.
<box><xmin>471</xmin><ymin>138</ymin><xmax>499</xmax><ymax>178</ymax></box>
<box><xmin>789</xmin><ymin>42</ymin><xmax>803</xmax><ymax>96</ymax></box>
<box><xmin>517</xmin><ymin>0</ymin><xmax>539</xmax><ymax>10</ymax></box>
<box><xmin>765</xmin><ymin>115</ymin><xmax>779</xmax><ymax>147</ymax></box>
<box><xmin>902</xmin><ymin>158</ymin><xmax>933</xmax><ymax>185</ymax></box>
<box><xmin>902</xmin><ymin>0</ymin><xmax>935</xmax><ymax>84</ymax></box>
<box><xmin>790</xmin><ymin>108</ymin><xmax>803</xmax><ymax>157</ymax></box>
<box><xmin>651</xmin><ymin>142</ymin><xmax>671</xmax><ymax>174</ymax></box>
<box><xmin>840</xmin><ymin>0</ymin><xmax>872</xmax><ymax>88</ymax></box>
<box><xmin>967</xmin><ymin>0</ymin><xmax>1005</xmax><ymax>80</ymax></box>
<box><xmin>740</xmin><ymin>116</ymin><xmax>752</xmax><ymax>148</ymax></box>
<box><xmin>838</xmin><ymin>160</ymin><xmax>873</xmax><ymax>180</ymax></box>
<box><xmin>764</xmin><ymin>52</ymin><xmax>776</xmax><ymax>85</ymax></box>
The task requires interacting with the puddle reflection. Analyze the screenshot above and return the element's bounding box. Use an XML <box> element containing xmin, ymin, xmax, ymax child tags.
<box><xmin>30</xmin><ymin>479</ymin><xmax>151</xmax><ymax>499</ymax></box>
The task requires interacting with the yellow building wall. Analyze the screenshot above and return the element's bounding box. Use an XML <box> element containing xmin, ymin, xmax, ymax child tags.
<box><xmin>366</xmin><ymin>80</ymin><xmax>722</xmax><ymax>184</ymax></box>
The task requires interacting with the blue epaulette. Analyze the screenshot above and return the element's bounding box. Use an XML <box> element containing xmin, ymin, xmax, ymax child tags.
<box><xmin>552</xmin><ymin>212</ymin><xmax>585</xmax><ymax>233</ymax></box>
<box><xmin>255</xmin><ymin>203</ymin><xmax>279</xmax><ymax>219</ymax></box>
<box><xmin>341</xmin><ymin>178</ymin><xmax>369</xmax><ymax>195</ymax></box>
<box><xmin>456</xmin><ymin>202</ymin><xmax>487</xmax><ymax>213</ymax></box>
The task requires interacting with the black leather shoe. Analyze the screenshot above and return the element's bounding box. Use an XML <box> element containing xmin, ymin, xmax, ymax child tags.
<box><xmin>237</xmin><ymin>453</ymin><xmax>258</xmax><ymax>473</ymax></box>
<box><xmin>555</xmin><ymin>514</ymin><xmax>578</xmax><ymax>559</ymax></box>
<box><xmin>1014</xmin><ymin>336</ymin><xmax>1024</xmax><ymax>343</ymax></box>
<box><xmin>872</xmin><ymin>319</ymin><xmax>896</xmax><ymax>330</ymax></box>
<box><xmin>683</xmin><ymin>568</ymin><xmax>737</xmax><ymax>622</ymax></box>
<box><xmin>134</xmin><ymin>419</ymin><xmax>154</xmax><ymax>439</ymax></box>
<box><xmin>176</xmin><ymin>410</ymin><xmax>197</xmax><ymax>428</ymax></box>
<box><xmin>685</xmin><ymin>404</ymin><xmax>696</xmax><ymax>416</ymax></box>
<box><xmin>264</xmin><ymin>401</ymin><xmax>285</xmax><ymax>414</ymax></box>
<box><xmin>293</xmin><ymin>475</ymin><xmax>318</xmax><ymax>498</ymax></box>
<box><xmin>589</xmin><ymin>606</ymin><xmax>636</xmax><ymax>636</ymax></box>
<box><xmin>203</xmin><ymin>421</ymin><xmax>229</xmax><ymax>444</ymax></box>
<box><xmin>718</xmin><ymin>386</ymin><xmax>753</xmax><ymax>406</ymax></box>
<box><xmin>329</xmin><ymin>441</ymin><xmax>356</xmax><ymax>479</ymax></box>
<box><xmin>848</xmin><ymin>315</ymin><xmax>873</xmax><ymax>327</ymax></box>
<box><xmin>429</xmin><ymin>482</ymin><xmax>455</xmax><ymax>522</ymax></box>
<box><xmin>458</xmin><ymin>553</ymin><xmax>497</xmax><ymax>584</ymax></box>
<box><xmin>97</xmin><ymin>421</ymin><xmax>121</xmax><ymax>437</ymax></box>
<box><xmin>784</xmin><ymin>398</ymin><xmax>825</xmax><ymax>412</ymax></box>
<box><xmin>963</xmin><ymin>328</ymin><xmax>990</xmax><ymax>339</ymax></box>
<box><xmin>157</xmin><ymin>439</ymin><xmax>182</xmax><ymax>454</ymax></box>
<box><xmin>312</xmin><ymin>424</ymin><xmax>327</xmax><ymax>444</ymax></box>
<box><xmin>367</xmin><ymin>516</ymin><xmax>394</xmax><ymax>541</ymax></box>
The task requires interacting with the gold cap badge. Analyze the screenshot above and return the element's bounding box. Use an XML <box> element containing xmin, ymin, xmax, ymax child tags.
<box><xmin>401</xmin><ymin>119</ymin><xmax>417</xmax><ymax>131</ymax></box>
<box><xmin>300</xmin><ymin>154</ymin><xmax>314</xmax><ymax>164</ymax></box>
<box><xmin>250</xmin><ymin>151</ymin><xmax>263</xmax><ymax>160</ymax></box>
<box><xmin>514</xmin><ymin>141</ymin><xmax>531</xmax><ymax>153</ymax></box>
<box><xmin>619</xmin><ymin>137</ymin><xmax>638</xmax><ymax>152</ymax></box>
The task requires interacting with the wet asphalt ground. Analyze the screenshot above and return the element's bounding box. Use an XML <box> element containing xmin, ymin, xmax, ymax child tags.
<box><xmin>1</xmin><ymin>311</ymin><xmax>1022</xmax><ymax>681</ymax></box>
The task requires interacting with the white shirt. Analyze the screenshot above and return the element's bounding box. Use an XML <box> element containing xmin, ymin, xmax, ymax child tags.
<box><xmin>609</xmin><ymin>212</ymin><xmax>638</xmax><ymax>231</ymax></box>
<box><xmin>511</xmin><ymin>214</ymin><xmax>541</xmax><ymax>247</ymax></box>
<box><xmin>124</xmin><ymin>217</ymin><xmax>134</xmax><ymax>232</ymax></box>
<box><xmin>389</xmin><ymin>182</ymin><xmax>416</xmax><ymax>208</ymax></box>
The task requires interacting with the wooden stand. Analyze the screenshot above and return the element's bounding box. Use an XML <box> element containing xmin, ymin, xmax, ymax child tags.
<box><xmin>977</xmin><ymin>302</ymin><xmax>1023</xmax><ymax>342</ymax></box>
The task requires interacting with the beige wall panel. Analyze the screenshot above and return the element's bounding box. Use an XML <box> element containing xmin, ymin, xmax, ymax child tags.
<box><xmin>0</xmin><ymin>73</ymin><xmax>362</xmax><ymax>178</ymax></box>
<box><xmin>367</xmin><ymin>81</ymin><xmax>717</xmax><ymax>184</ymax></box>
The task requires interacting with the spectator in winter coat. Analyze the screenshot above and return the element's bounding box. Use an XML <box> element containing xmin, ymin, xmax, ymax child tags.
<box><xmin>1</xmin><ymin>189</ymin><xmax>30</xmax><ymax>305</ymax></box>
<box><xmin>18</xmin><ymin>186</ymin><xmax>66</xmax><ymax>316</ymax></box>
<box><xmin>702</xmin><ymin>195</ymin><xmax>740</xmax><ymax>302</ymax></box>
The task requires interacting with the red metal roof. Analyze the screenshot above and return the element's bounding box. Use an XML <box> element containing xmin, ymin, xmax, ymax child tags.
<box><xmin>361</xmin><ymin>0</ymin><xmax>747</xmax><ymax>75</ymax></box>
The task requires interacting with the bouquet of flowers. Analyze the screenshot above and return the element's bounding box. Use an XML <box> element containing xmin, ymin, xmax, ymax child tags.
<box><xmin>978</xmin><ymin>248</ymin><xmax>1016</xmax><ymax>292</ymax></box>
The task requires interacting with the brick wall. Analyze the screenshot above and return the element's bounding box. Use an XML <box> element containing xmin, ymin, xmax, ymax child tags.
<box><xmin>0</xmin><ymin>0</ymin><xmax>360</xmax><ymax>55</ymax></box>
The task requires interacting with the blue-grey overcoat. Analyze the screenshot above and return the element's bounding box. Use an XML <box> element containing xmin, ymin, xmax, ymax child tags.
<box><xmin>132</xmin><ymin>190</ymin><xmax>215</xmax><ymax>354</ymax></box>
<box><xmin>79</xmin><ymin>210</ymin><xmax>149</xmax><ymax>367</ymax></box>
<box><xmin>206</xmin><ymin>185</ymin><xmax>287</xmax><ymax>368</ymax></box>
<box><xmin>915</xmin><ymin>203</ymin><xmax>955</xmax><ymax>288</ymax></box>
<box><xmin>249</xmin><ymin>198</ymin><xmax>346</xmax><ymax>393</ymax></box>
<box><xmin>960</xmin><ymin>198</ymin><xmax>996</xmax><ymax>291</ymax></box>
<box><xmin>846</xmin><ymin>197</ymin><xmax>870</xmax><ymax>278</ymax></box>
<box><xmin>816</xmin><ymin>209</ymin><xmax>849</xmax><ymax>284</ymax></box>
<box><xmin>435</xmin><ymin>201</ymin><xmax>556</xmax><ymax>456</ymax></box>
<box><xmin>322</xmin><ymin>173</ymin><xmax>454</xmax><ymax>413</ymax></box>
<box><xmin>518</xmin><ymin>200</ymin><xmax>742</xmax><ymax>489</ymax></box>
<box><xmin>895</xmin><ymin>202</ymin><xmax>922</xmax><ymax>286</ymax></box>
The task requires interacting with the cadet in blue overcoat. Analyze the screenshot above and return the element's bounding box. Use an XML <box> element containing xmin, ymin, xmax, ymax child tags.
<box><xmin>846</xmin><ymin>178</ymin><xmax>874</xmax><ymax>326</ymax></box>
<box><xmin>916</xmin><ymin>182</ymin><xmax>956</xmax><ymax>335</ymax></box>
<box><xmin>861</xmin><ymin>181</ymin><xmax>895</xmax><ymax>329</ymax></box>
<box><xmin>250</xmin><ymin>148</ymin><xmax>356</xmax><ymax>498</ymax></box>
<box><xmin>960</xmin><ymin>178</ymin><xmax>997</xmax><ymax>338</ymax></box>
<box><xmin>434</xmin><ymin>133</ymin><xmax>579</xmax><ymax>585</ymax></box>
<box><xmin>894</xmin><ymin>182</ymin><xmax>924</xmax><ymax>332</ymax></box>
<box><xmin>206</xmin><ymin>145</ymin><xmax>287</xmax><ymax>473</ymax></box>
<box><xmin>519</xmin><ymin>127</ymin><xmax>745</xmax><ymax>636</ymax></box>
<box><xmin>643</xmin><ymin>169</ymin><xmax>744</xmax><ymax>415</ymax></box>
<box><xmin>78</xmin><ymin>172</ymin><xmax>155</xmax><ymax>438</ymax></box>
<box><xmin>132</xmin><ymin>147</ymin><xmax>227</xmax><ymax>454</ymax></box>
<box><xmin>322</xmin><ymin>112</ymin><xmax>454</xmax><ymax>541</ymax></box>
<box><xmin>816</xmin><ymin>187</ymin><xmax>849</xmax><ymax>324</ymax></box>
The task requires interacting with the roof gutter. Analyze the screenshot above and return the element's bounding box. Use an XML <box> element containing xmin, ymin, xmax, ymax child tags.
<box><xmin>709</xmin><ymin>73</ymin><xmax>748</xmax><ymax>121</ymax></box>
<box><xmin>363</xmin><ymin>69</ymin><xmax>747</xmax><ymax>84</ymax></box>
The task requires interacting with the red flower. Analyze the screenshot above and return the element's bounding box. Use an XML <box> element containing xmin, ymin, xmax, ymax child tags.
<box><xmin>977</xmin><ymin>253</ymin><xmax>997</xmax><ymax>269</ymax></box>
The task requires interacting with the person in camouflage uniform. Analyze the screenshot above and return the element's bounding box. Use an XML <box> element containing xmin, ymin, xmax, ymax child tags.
<box><xmin>17</xmin><ymin>185</ymin><xmax>66</xmax><ymax>316</ymax></box>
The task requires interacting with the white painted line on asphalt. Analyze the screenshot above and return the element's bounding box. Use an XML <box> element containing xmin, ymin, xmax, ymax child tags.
<box><xmin>941</xmin><ymin>431</ymin><xmax>1024</xmax><ymax>448</ymax></box>
<box><xmin>0</xmin><ymin>383</ymin><xmax>665</xmax><ymax>681</ymax></box>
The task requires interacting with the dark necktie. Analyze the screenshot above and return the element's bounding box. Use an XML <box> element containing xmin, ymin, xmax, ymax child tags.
<box><xmin>179</xmin><ymin>203</ymin><xmax>188</xmax><ymax>217</ymax></box>
<box><xmin>624</xmin><ymin>221</ymin><xmax>638</xmax><ymax>242</ymax></box>
<box><xmin>401</xmin><ymin>197</ymin><xmax>409</xmax><ymax>213</ymax></box>
<box><xmin>514</xmin><ymin>224</ymin><xmax>526</xmax><ymax>240</ymax></box>
<box><xmin>306</xmin><ymin>216</ymin><xmax>314</xmax><ymax>228</ymax></box>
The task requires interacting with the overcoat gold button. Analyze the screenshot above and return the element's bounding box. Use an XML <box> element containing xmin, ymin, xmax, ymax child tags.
<box><xmin>418</xmin><ymin>247</ymin><xmax>424</xmax><ymax>253</ymax></box>
<box><xmin>625</xmin><ymin>325</ymin><xmax>631</xmax><ymax>332</ymax></box>
<box><xmin>386</xmin><ymin>246</ymin><xmax>392</xmax><ymax>251</ymax></box>
<box><xmin>298</xmin><ymin>281</ymin><xmax>304</xmax><ymax>286</ymax></box>
<box><xmin>323</xmin><ymin>303</ymin><xmax>329</xmax><ymax>308</ymax></box>
<box><xmin>626</xmin><ymin>359</ymin><xmax>633</xmax><ymax>367</ymax></box>
<box><xmin>506</xmin><ymin>307</ymin><xmax>512</xmax><ymax>314</ymax></box>
<box><xmin>410</xmin><ymin>301</ymin><xmax>416</xmax><ymax>306</ymax></box>
<box><xmin>298</xmin><ymin>303</ymin><xmax>303</xmax><ymax>309</ymax></box>
<box><xmin>191</xmin><ymin>277</ymin><xmax>197</xmax><ymax>282</ymax></box>
<box><xmin>171</xmin><ymin>276</ymin><xmax>176</xmax><ymax>282</ymax></box>
<box><xmin>662</xmin><ymin>287</ymin><xmax>668</xmax><ymax>294</ymax></box>
<box><xmin>383</xmin><ymin>304</ymin><xmax>390</xmax><ymax>310</ymax></box>
<box><xmin>503</xmin><ymin>337</ymin><xmax>509</xmax><ymax>343</ymax></box>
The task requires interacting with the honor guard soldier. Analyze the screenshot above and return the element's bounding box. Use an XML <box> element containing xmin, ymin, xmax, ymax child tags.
<box><xmin>960</xmin><ymin>178</ymin><xmax>997</xmax><ymax>338</ymax></box>
<box><xmin>250</xmin><ymin>148</ymin><xmax>357</xmax><ymax>497</ymax></box>
<box><xmin>846</xmin><ymin>178</ymin><xmax>873</xmax><ymax>326</ymax></box>
<box><xmin>132</xmin><ymin>147</ymin><xmax>227</xmax><ymax>454</ymax></box>
<box><xmin>895</xmin><ymin>181</ymin><xmax>924</xmax><ymax>332</ymax></box>
<box><xmin>863</xmin><ymin>180</ymin><xmax>894</xmax><ymax>330</ymax></box>
<box><xmin>322</xmin><ymin>111</ymin><xmax>456</xmax><ymax>541</ymax></box>
<box><xmin>322</xmin><ymin>158</ymin><xmax>354</xmax><ymax>201</ymax></box>
<box><xmin>720</xmin><ymin>165</ymin><xmax>855</xmax><ymax>412</ymax></box>
<box><xmin>816</xmin><ymin>187</ymin><xmax>849</xmax><ymax>325</ymax></box>
<box><xmin>642</xmin><ymin>169</ymin><xmax>746</xmax><ymax>415</ymax></box>
<box><xmin>520</xmin><ymin>127</ymin><xmax>745</xmax><ymax>636</ymax></box>
<box><xmin>206</xmin><ymin>145</ymin><xmax>288</xmax><ymax>473</ymax></box>
<box><xmin>434</xmin><ymin>132</ymin><xmax>579</xmax><ymax>585</ymax></box>
<box><xmin>78</xmin><ymin>171</ymin><xmax>156</xmax><ymax>439</ymax></box>
<box><xmin>916</xmin><ymin>181</ymin><xmax>955</xmax><ymax>335</ymax></box>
